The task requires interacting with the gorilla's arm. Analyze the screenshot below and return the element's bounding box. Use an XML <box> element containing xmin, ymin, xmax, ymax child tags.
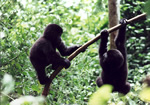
<box><xmin>115</xmin><ymin>19</ymin><xmax>127</xmax><ymax>60</ymax></box>
<box><xmin>57</xmin><ymin>41</ymin><xmax>80</xmax><ymax>56</ymax></box>
<box><xmin>42</xmin><ymin>42</ymin><xmax>70</xmax><ymax>69</ymax></box>
<box><xmin>99</xmin><ymin>30</ymin><xmax>109</xmax><ymax>58</ymax></box>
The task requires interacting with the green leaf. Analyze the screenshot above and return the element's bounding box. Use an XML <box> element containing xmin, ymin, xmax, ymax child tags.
<box><xmin>139</xmin><ymin>87</ymin><xmax>150</xmax><ymax>102</ymax></box>
<box><xmin>88</xmin><ymin>85</ymin><xmax>113</xmax><ymax>105</ymax></box>
<box><xmin>144</xmin><ymin>0</ymin><xmax>150</xmax><ymax>17</ymax></box>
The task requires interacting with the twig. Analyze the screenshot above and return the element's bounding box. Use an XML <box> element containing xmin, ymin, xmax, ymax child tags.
<box><xmin>1</xmin><ymin>92</ymin><xmax>14</xmax><ymax>101</ymax></box>
<box><xmin>0</xmin><ymin>54</ymin><xmax>20</xmax><ymax>68</ymax></box>
<box><xmin>42</xmin><ymin>13</ymin><xmax>146</xmax><ymax>97</ymax></box>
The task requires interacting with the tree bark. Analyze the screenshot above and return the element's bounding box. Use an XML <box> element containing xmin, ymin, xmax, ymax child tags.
<box><xmin>108</xmin><ymin>0</ymin><xmax>120</xmax><ymax>49</ymax></box>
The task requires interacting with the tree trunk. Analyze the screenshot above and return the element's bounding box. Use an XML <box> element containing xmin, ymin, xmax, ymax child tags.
<box><xmin>108</xmin><ymin>0</ymin><xmax>120</xmax><ymax>49</ymax></box>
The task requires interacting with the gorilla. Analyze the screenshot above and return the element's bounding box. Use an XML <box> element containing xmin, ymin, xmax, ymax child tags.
<box><xmin>30</xmin><ymin>24</ymin><xmax>82</xmax><ymax>85</ymax></box>
<box><xmin>96</xmin><ymin>19</ymin><xmax>130</xmax><ymax>95</ymax></box>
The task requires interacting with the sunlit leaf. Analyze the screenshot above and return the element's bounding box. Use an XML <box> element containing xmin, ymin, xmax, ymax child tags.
<box><xmin>139</xmin><ymin>87</ymin><xmax>150</xmax><ymax>102</ymax></box>
<box><xmin>10</xmin><ymin>96</ymin><xmax>45</xmax><ymax>105</ymax></box>
<box><xmin>2</xmin><ymin>74</ymin><xmax>15</xmax><ymax>94</ymax></box>
<box><xmin>88</xmin><ymin>85</ymin><xmax>113</xmax><ymax>105</ymax></box>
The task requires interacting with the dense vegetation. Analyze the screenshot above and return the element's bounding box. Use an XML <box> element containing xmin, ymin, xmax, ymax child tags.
<box><xmin>0</xmin><ymin>0</ymin><xmax>150</xmax><ymax>104</ymax></box>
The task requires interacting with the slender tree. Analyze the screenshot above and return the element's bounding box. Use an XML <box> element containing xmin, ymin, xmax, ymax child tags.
<box><xmin>108</xmin><ymin>0</ymin><xmax>120</xmax><ymax>49</ymax></box>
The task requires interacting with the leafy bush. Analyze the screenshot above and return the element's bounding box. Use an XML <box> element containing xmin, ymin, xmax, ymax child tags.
<box><xmin>0</xmin><ymin>0</ymin><xmax>150</xmax><ymax>104</ymax></box>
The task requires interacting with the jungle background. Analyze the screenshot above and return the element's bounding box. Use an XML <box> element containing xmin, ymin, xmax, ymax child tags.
<box><xmin>0</xmin><ymin>0</ymin><xmax>150</xmax><ymax>104</ymax></box>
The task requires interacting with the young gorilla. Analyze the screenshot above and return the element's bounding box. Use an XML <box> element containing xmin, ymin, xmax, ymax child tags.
<box><xmin>30</xmin><ymin>24</ymin><xmax>82</xmax><ymax>85</ymax></box>
<box><xmin>96</xmin><ymin>19</ymin><xmax>130</xmax><ymax>95</ymax></box>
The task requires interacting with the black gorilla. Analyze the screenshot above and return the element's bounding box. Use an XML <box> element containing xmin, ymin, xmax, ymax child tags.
<box><xmin>30</xmin><ymin>24</ymin><xmax>81</xmax><ymax>85</ymax></box>
<box><xmin>96</xmin><ymin>19</ymin><xmax>130</xmax><ymax>95</ymax></box>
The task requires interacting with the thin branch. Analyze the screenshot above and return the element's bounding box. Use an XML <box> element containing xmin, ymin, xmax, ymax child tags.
<box><xmin>42</xmin><ymin>13</ymin><xmax>146</xmax><ymax>97</ymax></box>
<box><xmin>0</xmin><ymin>54</ymin><xmax>20</xmax><ymax>68</ymax></box>
<box><xmin>1</xmin><ymin>92</ymin><xmax>14</xmax><ymax>101</ymax></box>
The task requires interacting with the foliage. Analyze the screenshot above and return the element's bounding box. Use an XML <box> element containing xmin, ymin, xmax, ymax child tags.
<box><xmin>121</xmin><ymin>0</ymin><xmax>150</xmax><ymax>69</ymax></box>
<box><xmin>0</xmin><ymin>0</ymin><xmax>150</xmax><ymax>104</ymax></box>
<box><xmin>88</xmin><ymin>85</ymin><xmax>113</xmax><ymax>105</ymax></box>
<box><xmin>139</xmin><ymin>87</ymin><xmax>150</xmax><ymax>102</ymax></box>
<box><xmin>1</xmin><ymin>74</ymin><xmax>45</xmax><ymax>105</ymax></box>
<box><xmin>144</xmin><ymin>0</ymin><xmax>150</xmax><ymax>17</ymax></box>
<box><xmin>0</xmin><ymin>0</ymin><xmax>106</xmax><ymax>104</ymax></box>
<box><xmin>1</xmin><ymin>74</ymin><xmax>14</xmax><ymax>105</ymax></box>
<box><xmin>10</xmin><ymin>96</ymin><xmax>45</xmax><ymax>105</ymax></box>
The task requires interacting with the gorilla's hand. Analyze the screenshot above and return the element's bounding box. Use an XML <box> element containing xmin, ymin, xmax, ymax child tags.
<box><xmin>64</xmin><ymin>59</ymin><xmax>71</xmax><ymax>69</ymax></box>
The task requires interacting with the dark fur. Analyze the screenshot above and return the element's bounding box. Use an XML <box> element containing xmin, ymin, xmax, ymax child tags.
<box><xmin>96</xmin><ymin>19</ymin><xmax>130</xmax><ymax>95</ymax></box>
<box><xmin>30</xmin><ymin>24</ymin><xmax>81</xmax><ymax>85</ymax></box>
